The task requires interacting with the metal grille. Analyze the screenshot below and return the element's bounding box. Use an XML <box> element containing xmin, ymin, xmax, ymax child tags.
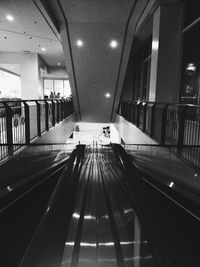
<box><xmin>0</xmin><ymin>99</ymin><xmax>74</xmax><ymax>162</ymax></box>
<box><xmin>0</xmin><ymin>107</ymin><xmax>8</xmax><ymax>160</ymax></box>
<box><xmin>11</xmin><ymin>105</ymin><xmax>26</xmax><ymax>152</ymax></box>
<box><xmin>165</xmin><ymin>107</ymin><xmax>179</xmax><ymax>146</ymax></box>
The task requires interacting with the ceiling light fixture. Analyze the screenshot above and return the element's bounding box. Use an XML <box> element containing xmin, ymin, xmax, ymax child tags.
<box><xmin>105</xmin><ymin>93</ymin><xmax>111</xmax><ymax>98</ymax></box>
<box><xmin>110</xmin><ymin>40</ymin><xmax>118</xmax><ymax>49</ymax></box>
<box><xmin>76</xmin><ymin>40</ymin><xmax>83</xmax><ymax>47</ymax></box>
<box><xmin>6</xmin><ymin>15</ymin><xmax>14</xmax><ymax>21</ymax></box>
<box><xmin>41</xmin><ymin>47</ymin><xmax>46</xmax><ymax>51</ymax></box>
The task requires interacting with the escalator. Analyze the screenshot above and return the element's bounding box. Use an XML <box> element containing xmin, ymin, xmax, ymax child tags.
<box><xmin>1</xmin><ymin>144</ymin><xmax>200</xmax><ymax>266</ymax></box>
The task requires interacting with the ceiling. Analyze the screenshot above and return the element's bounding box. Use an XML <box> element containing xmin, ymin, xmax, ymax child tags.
<box><xmin>0</xmin><ymin>0</ymin><xmax>64</xmax><ymax>67</ymax></box>
<box><xmin>0</xmin><ymin>0</ymin><xmax>155</xmax><ymax>122</ymax></box>
<box><xmin>45</xmin><ymin>0</ymin><xmax>142</xmax><ymax>122</ymax></box>
<box><xmin>0</xmin><ymin>64</ymin><xmax>20</xmax><ymax>76</ymax></box>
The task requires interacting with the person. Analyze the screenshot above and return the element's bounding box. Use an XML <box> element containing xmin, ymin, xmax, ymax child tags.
<box><xmin>50</xmin><ymin>91</ymin><xmax>54</xmax><ymax>98</ymax></box>
<box><xmin>56</xmin><ymin>92</ymin><xmax>60</xmax><ymax>98</ymax></box>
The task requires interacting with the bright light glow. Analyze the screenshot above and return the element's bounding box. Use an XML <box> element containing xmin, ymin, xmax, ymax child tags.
<box><xmin>41</xmin><ymin>47</ymin><xmax>46</xmax><ymax>51</ymax></box>
<box><xmin>72</xmin><ymin>213</ymin><xmax>96</xmax><ymax>220</ymax></box>
<box><xmin>57</xmin><ymin>62</ymin><xmax>61</xmax><ymax>66</ymax></box>
<box><xmin>76</xmin><ymin>40</ymin><xmax>83</xmax><ymax>47</ymax></box>
<box><xmin>105</xmin><ymin>93</ymin><xmax>111</xmax><ymax>98</ymax></box>
<box><xmin>194</xmin><ymin>173</ymin><xmax>198</xmax><ymax>177</ymax></box>
<box><xmin>99</xmin><ymin>242</ymin><xmax>114</xmax><ymax>246</ymax></box>
<box><xmin>7</xmin><ymin>186</ymin><xmax>13</xmax><ymax>192</ymax></box>
<box><xmin>169</xmin><ymin>182</ymin><xmax>174</xmax><ymax>188</ymax></box>
<box><xmin>186</xmin><ymin>63</ymin><xmax>196</xmax><ymax>72</ymax></box>
<box><xmin>6</xmin><ymin>15</ymin><xmax>14</xmax><ymax>21</ymax></box>
<box><xmin>152</xmin><ymin>40</ymin><xmax>159</xmax><ymax>51</ymax></box>
<box><xmin>110</xmin><ymin>40</ymin><xmax>118</xmax><ymax>48</ymax></box>
<box><xmin>80</xmin><ymin>242</ymin><xmax>97</xmax><ymax>247</ymax></box>
<box><xmin>65</xmin><ymin>242</ymin><xmax>75</xmax><ymax>246</ymax></box>
<box><xmin>124</xmin><ymin>208</ymin><xmax>134</xmax><ymax>214</ymax></box>
<box><xmin>84</xmin><ymin>215</ymin><xmax>96</xmax><ymax>220</ymax></box>
<box><xmin>72</xmin><ymin>212</ymin><xmax>80</xmax><ymax>219</ymax></box>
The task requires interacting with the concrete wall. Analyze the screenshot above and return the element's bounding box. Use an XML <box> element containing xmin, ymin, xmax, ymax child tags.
<box><xmin>114</xmin><ymin>115</ymin><xmax>156</xmax><ymax>144</ymax></box>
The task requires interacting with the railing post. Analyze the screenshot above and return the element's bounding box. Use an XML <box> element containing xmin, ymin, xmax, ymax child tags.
<box><xmin>36</xmin><ymin>101</ymin><xmax>41</xmax><ymax>136</ymax></box>
<box><xmin>121</xmin><ymin>102</ymin><xmax>123</xmax><ymax>117</ymax></box>
<box><xmin>51</xmin><ymin>100</ymin><xmax>56</xmax><ymax>126</ymax></box>
<box><xmin>150</xmin><ymin>103</ymin><xmax>156</xmax><ymax>137</ymax></box>
<box><xmin>45</xmin><ymin>100</ymin><xmax>49</xmax><ymax>131</ymax></box>
<box><xmin>23</xmin><ymin>101</ymin><xmax>30</xmax><ymax>144</ymax></box>
<box><xmin>117</xmin><ymin>102</ymin><xmax>121</xmax><ymax>115</ymax></box>
<box><xmin>160</xmin><ymin>104</ymin><xmax>168</xmax><ymax>145</ymax></box>
<box><xmin>69</xmin><ymin>100</ymin><xmax>73</xmax><ymax>115</ymax></box>
<box><xmin>177</xmin><ymin>106</ymin><xmax>187</xmax><ymax>156</ymax></box>
<box><xmin>142</xmin><ymin>102</ymin><xmax>148</xmax><ymax>132</ymax></box>
<box><xmin>129</xmin><ymin>102</ymin><xmax>133</xmax><ymax>123</ymax></box>
<box><xmin>136</xmin><ymin>102</ymin><xmax>141</xmax><ymax>127</ymax></box>
<box><xmin>61</xmin><ymin>100</ymin><xmax>64</xmax><ymax>121</ymax></box>
<box><xmin>56</xmin><ymin>100</ymin><xmax>60</xmax><ymax>123</ymax></box>
<box><xmin>3</xmin><ymin>102</ymin><xmax>13</xmax><ymax>155</ymax></box>
<box><xmin>63</xmin><ymin>99</ymin><xmax>67</xmax><ymax>119</ymax></box>
<box><xmin>66</xmin><ymin>100</ymin><xmax>69</xmax><ymax>117</ymax></box>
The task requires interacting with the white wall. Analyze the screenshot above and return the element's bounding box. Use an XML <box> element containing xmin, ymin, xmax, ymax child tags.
<box><xmin>114</xmin><ymin>115</ymin><xmax>156</xmax><ymax>144</ymax></box>
<box><xmin>0</xmin><ymin>52</ymin><xmax>46</xmax><ymax>99</ymax></box>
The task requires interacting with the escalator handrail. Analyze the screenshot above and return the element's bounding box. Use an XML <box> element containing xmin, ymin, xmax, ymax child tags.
<box><xmin>113</xmin><ymin>143</ymin><xmax>200</xmax><ymax>267</ymax></box>
<box><xmin>113</xmin><ymin>143</ymin><xmax>200</xmax><ymax>220</ymax></box>
<box><xmin>20</xmin><ymin>144</ymin><xmax>86</xmax><ymax>267</ymax></box>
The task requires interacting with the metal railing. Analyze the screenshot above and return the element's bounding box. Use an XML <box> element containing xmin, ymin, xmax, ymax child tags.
<box><xmin>119</xmin><ymin>100</ymin><xmax>200</xmax><ymax>169</ymax></box>
<box><xmin>0</xmin><ymin>99</ymin><xmax>74</xmax><ymax>161</ymax></box>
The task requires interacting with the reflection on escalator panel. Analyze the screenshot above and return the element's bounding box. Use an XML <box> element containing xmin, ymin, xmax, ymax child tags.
<box><xmin>62</xmin><ymin>147</ymin><xmax>157</xmax><ymax>266</ymax></box>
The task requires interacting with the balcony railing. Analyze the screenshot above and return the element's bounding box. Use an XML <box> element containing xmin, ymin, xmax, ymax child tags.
<box><xmin>119</xmin><ymin>100</ymin><xmax>200</xmax><ymax>169</ymax></box>
<box><xmin>0</xmin><ymin>99</ymin><xmax>74</xmax><ymax>161</ymax></box>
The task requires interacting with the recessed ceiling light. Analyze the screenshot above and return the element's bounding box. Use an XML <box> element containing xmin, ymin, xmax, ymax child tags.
<box><xmin>41</xmin><ymin>47</ymin><xmax>46</xmax><ymax>51</ymax></box>
<box><xmin>57</xmin><ymin>62</ymin><xmax>61</xmax><ymax>66</ymax></box>
<box><xmin>76</xmin><ymin>40</ymin><xmax>83</xmax><ymax>47</ymax></box>
<box><xmin>6</xmin><ymin>15</ymin><xmax>14</xmax><ymax>21</ymax></box>
<box><xmin>110</xmin><ymin>40</ymin><xmax>118</xmax><ymax>49</ymax></box>
<box><xmin>105</xmin><ymin>93</ymin><xmax>111</xmax><ymax>98</ymax></box>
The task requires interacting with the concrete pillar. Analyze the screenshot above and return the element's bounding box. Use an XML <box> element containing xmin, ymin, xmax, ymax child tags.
<box><xmin>20</xmin><ymin>54</ymin><xmax>42</xmax><ymax>100</ymax></box>
<box><xmin>149</xmin><ymin>1</ymin><xmax>183</xmax><ymax>103</ymax></box>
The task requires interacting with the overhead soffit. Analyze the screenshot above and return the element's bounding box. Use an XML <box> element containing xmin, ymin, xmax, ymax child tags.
<box><xmin>59</xmin><ymin>0</ymin><xmax>135</xmax><ymax>24</ymax></box>
<box><xmin>0</xmin><ymin>0</ymin><xmax>65</xmax><ymax>67</ymax></box>
<box><xmin>46</xmin><ymin>0</ymin><xmax>136</xmax><ymax>122</ymax></box>
<box><xmin>0</xmin><ymin>64</ymin><xmax>20</xmax><ymax>76</ymax></box>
